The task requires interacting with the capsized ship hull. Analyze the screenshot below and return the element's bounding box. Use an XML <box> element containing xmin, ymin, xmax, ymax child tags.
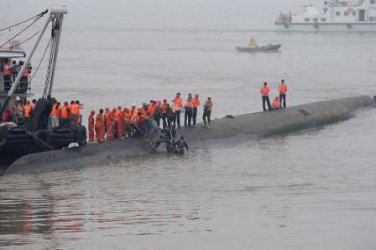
<box><xmin>4</xmin><ymin>95</ymin><xmax>375</xmax><ymax>175</ymax></box>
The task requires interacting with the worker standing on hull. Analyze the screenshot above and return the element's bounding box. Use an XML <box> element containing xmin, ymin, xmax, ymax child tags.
<box><xmin>191</xmin><ymin>94</ymin><xmax>200</xmax><ymax>126</ymax></box>
<box><xmin>203</xmin><ymin>97</ymin><xmax>213</xmax><ymax>128</ymax></box>
<box><xmin>104</xmin><ymin>108</ymin><xmax>114</xmax><ymax>140</ymax></box>
<box><xmin>60</xmin><ymin>102</ymin><xmax>70</xmax><ymax>128</ymax></box>
<box><xmin>23</xmin><ymin>101</ymin><xmax>32</xmax><ymax>130</ymax></box>
<box><xmin>260</xmin><ymin>82</ymin><xmax>271</xmax><ymax>111</ymax></box>
<box><xmin>278</xmin><ymin>79</ymin><xmax>287</xmax><ymax>108</ymax></box>
<box><xmin>184</xmin><ymin>96</ymin><xmax>193</xmax><ymax>127</ymax></box>
<box><xmin>88</xmin><ymin>110</ymin><xmax>95</xmax><ymax>142</ymax></box>
<box><xmin>173</xmin><ymin>93</ymin><xmax>183</xmax><ymax>129</ymax></box>
<box><xmin>95</xmin><ymin>109</ymin><xmax>105</xmax><ymax>143</ymax></box>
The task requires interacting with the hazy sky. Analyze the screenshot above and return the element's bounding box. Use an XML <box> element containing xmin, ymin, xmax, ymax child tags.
<box><xmin>1</xmin><ymin>0</ymin><xmax>322</xmax><ymax>30</ymax></box>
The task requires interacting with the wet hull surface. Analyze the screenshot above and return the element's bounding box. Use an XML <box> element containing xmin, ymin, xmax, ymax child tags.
<box><xmin>4</xmin><ymin>96</ymin><xmax>374</xmax><ymax>175</ymax></box>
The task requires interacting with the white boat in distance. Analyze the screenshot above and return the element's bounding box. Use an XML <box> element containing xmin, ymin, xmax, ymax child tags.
<box><xmin>275</xmin><ymin>0</ymin><xmax>376</xmax><ymax>31</ymax></box>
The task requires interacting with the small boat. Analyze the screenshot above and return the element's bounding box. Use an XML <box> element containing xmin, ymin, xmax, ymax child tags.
<box><xmin>275</xmin><ymin>0</ymin><xmax>376</xmax><ymax>32</ymax></box>
<box><xmin>235</xmin><ymin>44</ymin><xmax>281</xmax><ymax>52</ymax></box>
<box><xmin>236</xmin><ymin>36</ymin><xmax>281</xmax><ymax>52</ymax></box>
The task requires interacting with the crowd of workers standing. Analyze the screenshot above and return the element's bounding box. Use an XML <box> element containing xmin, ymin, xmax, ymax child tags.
<box><xmin>260</xmin><ymin>79</ymin><xmax>288</xmax><ymax>111</ymax></box>
<box><xmin>1</xmin><ymin>79</ymin><xmax>287</xmax><ymax>146</ymax></box>
<box><xmin>0</xmin><ymin>97</ymin><xmax>82</xmax><ymax>131</ymax></box>
<box><xmin>1</xmin><ymin>58</ymin><xmax>31</xmax><ymax>93</ymax></box>
<box><xmin>88</xmin><ymin>93</ymin><xmax>214</xmax><ymax>143</ymax></box>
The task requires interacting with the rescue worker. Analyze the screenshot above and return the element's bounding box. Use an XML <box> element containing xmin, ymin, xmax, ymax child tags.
<box><xmin>278</xmin><ymin>79</ymin><xmax>287</xmax><ymax>108</ymax></box>
<box><xmin>160</xmin><ymin>99</ymin><xmax>168</xmax><ymax>129</ymax></box>
<box><xmin>114</xmin><ymin>106</ymin><xmax>124</xmax><ymax>139</ymax></box>
<box><xmin>111</xmin><ymin>108</ymin><xmax>118</xmax><ymax>138</ymax></box>
<box><xmin>49</xmin><ymin>100</ymin><xmax>60</xmax><ymax>129</ymax></box>
<box><xmin>23</xmin><ymin>101</ymin><xmax>32</xmax><ymax>130</ymax></box>
<box><xmin>88</xmin><ymin>110</ymin><xmax>95</xmax><ymax>142</ymax></box>
<box><xmin>104</xmin><ymin>108</ymin><xmax>114</xmax><ymax>140</ymax></box>
<box><xmin>173</xmin><ymin>136</ymin><xmax>189</xmax><ymax>154</ymax></box>
<box><xmin>154</xmin><ymin>100</ymin><xmax>161</xmax><ymax>127</ymax></box>
<box><xmin>75</xmin><ymin>100</ymin><xmax>82</xmax><ymax>124</ymax></box>
<box><xmin>18</xmin><ymin>61</ymin><xmax>30</xmax><ymax>93</ymax></box>
<box><xmin>70</xmin><ymin>101</ymin><xmax>80</xmax><ymax>126</ymax></box>
<box><xmin>272</xmin><ymin>96</ymin><xmax>280</xmax><ymax>110</ymax></box>
<box><xmin>3</xmin><ymin>59</ymin><xmax>12</xmax><ymax>92</ymax></box>
<box><xmin>184</xmin><ymin>96</ymin><xmax>193</xmax><ymax>127</ymax></box>
<box><xmin>16</xmin><ymin>100</ymin><xmax>24</xmax><ymax>127</ymax></box>
<box><xmin>147</xmin><ymin>100</ymin><xmax>156</xmax><ymax>118</ymax></box>
<box><xmin>203</xmin><ymin>97</ymin><xmax>213</xmax><ymax>128</ymax></box>
<box><xmin>191</xmin><ymin>94</ymin><xmax>200</xmax><ymax>126</ymax></box>
<box><xmin>95</xmin><ymin>109</ymin><xmax>105</xmax><ymax>143</ymax></box>
<box><xmin>166</xmin><ymin>103</ymin><xmax>175</xmax><ymax>128</ymax></box>
<box><xmin>123</xmin><ymin>107</ymin><xmax>132</xmax><ymax>137</ymax></box>
<box><xmin>31</xmin><ymin>99</ymin><xmax>37</xmax><ymax>109</ymax></box>
<box><xmin>173</xmin><ymin>93</ymin><xmax>183</xmax><ymax>129</ymax></box>
<box><xmin>60</xmin><ymin>102</ymin><xmax>70</xmax><ymax>128</ymax></box>
<box><xmin>260</xmin><ymin>82</ymin><xmax>271</xmax><ymax>111</ymax></box>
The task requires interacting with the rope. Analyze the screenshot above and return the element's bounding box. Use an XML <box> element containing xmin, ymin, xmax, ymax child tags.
<box><xmin>0</xmin><ymin>14</ymin><xmax>44</xmax><ymax>48</ymax></box>
<box><xmin>29</xmin><ymin>38</ymin><xmax>52</xmax><ymax>85</ymax></box>
<box><xmin>10</xmin><ymin>31</ymin><xmax>39</xmax><ymax>49</ymax></box>
<box><xmin>0</xmin><ymin>10</ymin><xmax>48</xmax><ymax>32</ymax></box>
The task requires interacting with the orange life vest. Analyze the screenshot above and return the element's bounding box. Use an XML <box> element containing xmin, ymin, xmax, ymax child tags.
<box><xmin>70</xmin><ymin>104</ymin><xmax>79</xmax><ymax>115</ymax></box>
<box><xmin>185</xmin><ymin>100</ymin><xmax>193</xmax><ymax>109</ymax></box>
<box><xmin>173</xmin><ymin>97</ymin><xmax>183</xmax><ymax>108</ymax></box>
<box><xmin>147</xmin><ymin>104</ymin><xmax>155</xmax><ymax>115</ymax></box>
<box><xmin>3</xmin><ymin>64</ymin><xmax>11</xmax><ymax>76</ymax></box>
<box><xmin>272</xmin><ymin>99</ymin><xmax>280</xmax><ymax>108</ymax></box>
<box><xmin>60</xmin><ymin>106</ymin><xmax>69</xmax><ymax>119</ymax></box>
<box><xmin>22</xmin><ymin>69</ymin><xmax>30</xmax><ymax>77</ymax></box>
<box><xmin>260</xmin><ymin>86</ymin><xmax>270</xmax><ymax>96</ymax></box>
<box><xmin>278</xmin><ymin>84</ymin><xmax>287</xmax><ymax>94</ymax></box>
<box><xmin>24</xmin><ymin>104</ymin><xmax>32</xmax><ymax>118</ymax></box>
<box><xmin>191</xmin><ymin>98</ymin><xmax>200</xmax><ymax>108</ymax></box>
<box><xmin>160</xmin><ymin>103</ymin><xmax>168</xmax><ymax>112</ymax></box>
<box><xmin>50</xmin><ymin>104</ymin><xmax>59</xmax><ymax>117</ymax></box>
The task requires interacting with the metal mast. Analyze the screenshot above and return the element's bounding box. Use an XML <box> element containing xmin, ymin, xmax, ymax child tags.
<box><xmin>0</xmin><ymin>6</ymin><xmax>68</xmax><ymax>117</ymax></box>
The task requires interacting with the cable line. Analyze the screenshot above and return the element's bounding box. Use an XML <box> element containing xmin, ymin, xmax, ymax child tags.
<box><xmin>0</xmin><ymin>15</ymin><xmax>44</xmax><ymax>48</ymax></box>
<box><xmin>0</xmin><ymin>9</ymin><xmax>48</xmax><ymax>32</ymax></box>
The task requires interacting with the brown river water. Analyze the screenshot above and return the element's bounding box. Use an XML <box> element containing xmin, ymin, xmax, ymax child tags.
<box><xmin>1</xmin><ymin>0</ymin><xmax>376</xmax><ymax>249</ymax></box>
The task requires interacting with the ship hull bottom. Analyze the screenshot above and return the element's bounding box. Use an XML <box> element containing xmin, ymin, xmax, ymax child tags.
<box><xmin>275</xmin><ymin>23</ymin><xmax>376</xmax><ymax>32</ymax></box>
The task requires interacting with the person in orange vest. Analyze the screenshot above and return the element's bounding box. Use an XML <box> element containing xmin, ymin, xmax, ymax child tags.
<box><xmin>123</xmin><ymin>107</ymin><xmax>132</xmax><ymax>137</ymax></box>
<box><xmin>75</xmin><ymin>100</ymin><xmax>82</xmax><ymax>124</ymax></box>
<box><xmin>272</xmin><ymin>96</ymin><xmax>280</xmax><ymax>110</ymax></box>
<box><xmin>160</xmin><ymin>99</ymin><xmax>168</xmax><ymax>129</ymax></box>
<box><xmin>147</xmin><ymin>100</ymin><xmax>156</xmax><ymax>117</ymax></box>
<box><xmin>3</xmin><ymin>59</ymin><xmax>12</xmax><ymax>92</ymax></box>
<box><xmin>60</xmin><ymin>102</ymin><xmax>71</xmax><ymax>128</ymax></box>
<box><xmin>95</xmin><ymin>109</ymin><xmax>105</xmax><ymax>143</ymax></box>
<box><xmin>23</xmin><ymin>101</ymin><xmax>32</xmax><ymax>130</ymax></box>
<box><xmin>191</xmin><ymin>94</ymin><xmax>200</xmax><ymax>126</ymax></box>
<box><xmin>49</xmin><ymin>100</ymin><xmax>60</xmax><ymax>129</ymax></box>
<box><xmin>173</xmin><ymin>93</ymin><xmax>183</xmax><ymax>129</ymax></box>
<box><xmin>115</xmin><ymin>106</ymin><xmax>124</xmax><ymax>139</ymax></box>
<box><xmin>88</xmin><ymin>110</ymin><xmax>95</xmax><ymax>142</ymax></box>
<box><xmin>18</xmin><ymin>61</ymin><xmax>31</xmax><ymax>93</ymax></box>
<box><xmin>278</xmin><ymin>79</ymin><xmax>287</xmax><ymax>108</ymax></box>
<box><xmin>184</xmin><ymin>95</ymin><xmax>193</xmax><ymax>127</ymax></box>
<box><xmin>104</xmin><ymin>108</ymin><xmax>114</xmax><ymax>140</ymax></box>
<box><xmin>260</xmin><ymin>82</ymin><xmax>271</xmax><ymax>111</ymax></box>
<box><xmin>70</xmin><ymin>101</ymin><xmax>79</xmax><ymax>126</ymax></box>
<box><xmin>203</xmin><ymin>97</ymin><xmax>213</xmax><ymax>128</ymax></box>
<box><xmin>154</xmin><ymin>100</ymin><xmax>161</xmax><ymax>127</ymax></box>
